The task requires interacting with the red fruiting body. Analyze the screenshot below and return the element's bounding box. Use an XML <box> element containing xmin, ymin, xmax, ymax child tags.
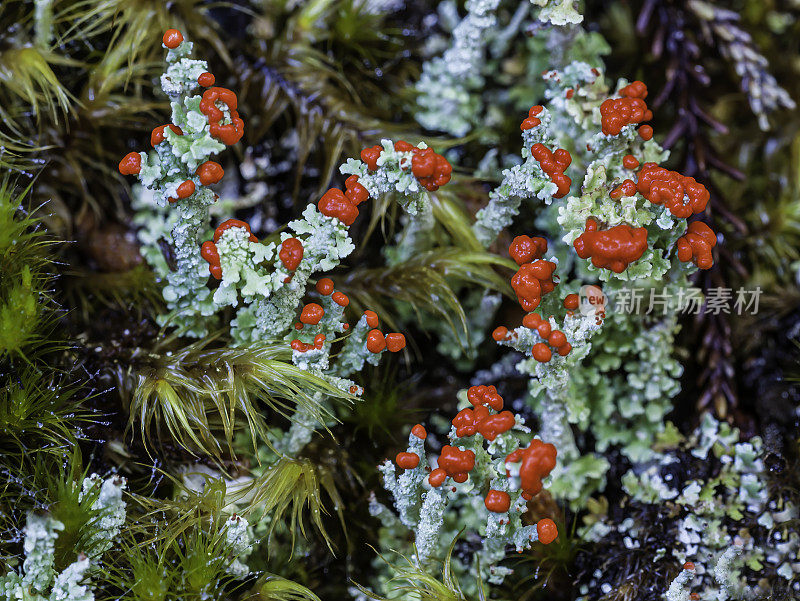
<box><xmin>169</xmin><ymin>180</ymin><xmax>195</xmax><ymax>203</ymax></box>
<box><xmin>573</xmin><ymin>218</ymin><xmax>648</xmax><ymax>273</ymax></box>
<box><xmin>620</xmin><ymin>80</ymin><xmax>648</xmax><ymax>99</ymax></box>
<box><xmin>676</xmin><ymin>221</ymin><xmax>716</xmax><ymax>269</ymax></box>
<box><xmin>536</xmin><ymin>518</ymin><xmax>558</xmax><ymax>544</ymax></box>
<box><xmin>361</xmin><ymin>145</ymin><xmax>382</xmax><ymax>171</ymax></box>
<box><xmin>389</xmin><ymin>141</ymin><xmax>452</xmax><ymax>191</ymax></box>
<box><xmin>557</xmin><ymin>343</ymin><xmax>572</xmax><ymax>356</ymax></box>
<box><xmin>452</xmin><ymin>406</ymin><xmax>484</xmax><ymax>437</ymax></box>
<box><xmin>366</xmin><ymin>329</ymin><xmax>386</xmax><ymax>353</ymax></box>
<box><xmin>639</xmin><ymin>125</ymin><xmax>654</xmax><ymax>140</ymax></box>
<box><xmin>506</xmin><ymin>439</ymin><xmax>557</xmax><ymax>498</ymax></box>
<box><xmin>521</xmin><ymin>105</ymin><xmax>543</xmax><ymax>130</ymax></box>
<box><xmin>532</xmin><ymin>343</ymin><xmax>552</xmax><ymax>363</ymax></box>
<box><xmin>177</xmin><ymin>180</ymin><xmax>195</xmax><ymax>199</ymax></box>
<box><xmin>151</xmin><ymin>124</ymin><xmax>183</xmax><ymax>147</ymax></box>
<box><xmin>509</xmin><ymin>235</ymin><xmax>547</xmax><ymax>266</ymax></box>
<box><xmin>197</xmin><ymin>72</ymin><xmax>215</xmax><ymax>87</ymax></box>
<box><xmin>119</xmin><ymin>152</ymin><xmax>141</xmax><ymax>175</ymax></box>
<box><xmin>332</xmin><ymin>292</ymin><xmax>349</xmax><ymax>306</ymax></box>
<box><xmin>344</xmin><ymin>175</ymin><xmax>369</xmax><ymax>205</ymax></box>
<box><xmin>548</xmin><ymin>330</ymin><xmax>567</xmax><ymax>348</ymax></box>
<box><xmin>623</xmin><ymin>154</ymin><xmax>639</xmax><ymax>170</ymax></box>
<box><xmin>428</xmin><ymin>468</ymin><xmax>447</xmax><ymax>487</ymax></box>
<box><xmin>610</xmin><ymin>179</ymin><xmax>637</xmax><ymax>200</ymax></box>
<box><xmin>437</xmin><ymin>445</ymin><xmax>476</xmax><ymax>481</ymax></box>
<box><xmin>492</xmin><ymin>326</ymin><xmax>508</xmax><ymax>341</ymax></box>
<box><xmin>291</xmin><ymin>339</ymin><xmax>312</xmax><ymax>352</ymax></box>
<box><xmin>410</xmin><ymin>147</ymin><xmax>452</xmax><ymax>191</ymax></box>
<box><xmin>162</xmin><ymin>29</ymin><xmax>184</xmax><ymax>49</ymax></box>
<box><xmin>318</xmin><ymin>188</ymin><xmax>359</xmax><ymax>226</ymax></box>
<box><xmin>396</xmin><ymin>452</ymin><xmax>420</xmax><ymax>470</ymax></box>
<box><xmin>314</xmin><ymin>334</ymin><xmax>326</xmax><ymax>349</ymax></box>
<box><xmin>563</xmin><ymin>294</ymin><xmax>579</xmax><ymax>310</ymax></box>
<box><xmin>565</xmin><ymin>89</ymin><xmax>574</xmax><ymax>99</ymax></box>
<box><xmin>300</xmin><ymin>303</ymin><xmax>324</xmax><ymax>325</ymax></box>
<box><xmin>511</xmin><ymin>259</ymin><xmax>557</xmax><ymax>311</ymax></box>
<box><xmin>684</xmin><ymin>562</ymin><xmax>695</xmax><ymax>571</ymax></box>
<box><xmin>279</xmin><ymin>238</ymin><xmax>304</xmax><ymax>271</ymax></box>
<box><xmin>213</xmin><ymin>219</ymin><xmax>257</xmax><ymax>243</ymax></box>
<box><xmin>637</xmin><ymin>162</ymin><xmax>710</xmax><ymax>218</ymax></box>
<box><xmin>364</xmin><ymin>310</ymin><xmax>379</xmax><ymax>328</ymax></box>
<box><xmin>689</xmin><ymin>594</ymin><xmax>699</xmax><ymax>601</ymax></box>
<box><xmin>385</xmin><ymin>333</ymin><xmax>406</xmax><ymax>353</ymax></box>
<box><xmin>485</xmin><ymin>490</ymin><xmax>512</xmax><ymax>513</ymax></box>
<box><xmin>452</xmin><ymin>406</ymin><xmax>515</xmax><ymax>441</ymax></box>
<box><xmin>522</xmin><ymin>312</ymin><xmax>541</xmax><ymax>329</ymax></box>
<box><xmin>196</xmin><ymin>161</ymin><xmax>224</xmax><ymax>185</ymax></box>
<box><xmin>478</xmin><ymin>411</ymin><xmax>516</xmax><ymax>441</ymax></box>
<box><xmin>467</xmin><ymin>385</ymin><xmax>504</xmax><ymax>411</ymax></box>
<box><xmin>512</xmin><ymin>267</ymin><xmax>540</xmax><ymax>310</ymax></box>
<box><xmin>199</xmin><ymin>87</ymin><xmax>244</xmax><ymax>145</ymax></box>
<box><xmin>387</xmin><ymin>382</ymin><xmax>558</xmax><ymax>518</ymax></box>
<box><xmin>599</xmin><ymin>81</ymin><xmax>651</xmax><ymax>136</ymax></box>
<box><xmin>200</xmin><ymin>241</ymin><xmax>222</xmax><ymax>279</ymax></box>
<box><xmin>316</xmin><ymin>278</ymin><xmax>334</xmax><ymax>295</ymax></box>
<box><xmin>531</xmin><ymin>143</ymin><xmax>572</xmax><ymax>198</ymax></box>
<box><xmin>536</xmin><ymin>322</ymin><xmax>551</xmax><ymax>338</ymax></box>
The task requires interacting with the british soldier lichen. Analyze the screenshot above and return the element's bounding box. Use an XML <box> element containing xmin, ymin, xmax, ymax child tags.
<box><xmin>375</xmin><ymin>384</ymin><xmax>559</xmax><ymax>582</ymax></box>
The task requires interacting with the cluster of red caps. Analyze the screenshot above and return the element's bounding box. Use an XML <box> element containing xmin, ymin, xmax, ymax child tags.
<box><xmin>452</xmin><ymin>385</ymin><xmax>516</xmax><ymax>441</ymax></box>
<box><xmin>518</xmin><ymin>105</ymin><xmax>573</xmax><ymax>199</ymax></box>
<box><xmin>320</xmin><ymin>139</ymin><xmax>451</xmax><ymax>226</ymax></box>
<box><xmin>318</xmin><ymin>175</ymin><xmax>370</xmax><ymax>226</ymax></box>
<box><xmin>392</xmin><ymin>386</ymin><xmax>559</xmax><ymax>544</ymax></box>
<box><xmin>361</xmin><ymin>140</ymin><xmax>452</xmax><ymax>192</ymax></box>
<box><xmin>573</xmin><ymin>218</ymin><xmax>649</xmax><ymax>274</ymax></box>
<box><xmin>200</xmin><ymin>226</ymin><xmax>303</xmax><ymax>283</ymax></box>
<box><xmin>490</xmin><ymin>236</ymin><xmax>573</xmax><ymax>363</ymax></box>
<box><xmin>676</xmin><ymin>221</ymin><xmax>716</xmax><ymax>270</ymax></box>
<box><xmin>599</xmin><ymin>80</ymin><xmax>653</xmax><ymax>141</ymax></box>
<box><xmin>520</xmin><ymin>105</ymin><xmax>543</xmax><ymax>131</ymax></box>
<box><xmin>636</xmin><ymin>162</ymin><xmax>715</xmax><ymax>269</ymax></box>
<box><xmin>199</xmin><ymin>85</ymin><xmax>244</xmax><ymax>146</ymax></box>
<box><xmin>289</xmin><ymin>279</ymin><xmax>406</xmax><ymax>355</ymax></box>
<box><xmin>199</xmin><ymin>219</ymin><xmax>304</xmax><ymax>281</ymax></box>
<box><xmin>531</xmin><ymin>143</ymin><xmax>572</xmax><ymax>199</ymax></box>
<box><xmin>508</xmin><ymin>235</ymin><xmax>557</xmax><ymax>312</ymax></box>
<box><xmin>200</xmin><ymin>219</ymin><xmax>258</xmax><ymax>279</ymax></box>
<box><xmin>118</xmin><ymin>29</ymin><xmax>241</xmax><ymax>203</ymax></box>
<box><xmin>636</xmin><ymin>162</ymin><xmax>711</xmax><ymax>219</ymax></box>
<box><xmin>576</xmin><ymin>81</ymin><xmax>716</xmax><ymax>271</ymax></box>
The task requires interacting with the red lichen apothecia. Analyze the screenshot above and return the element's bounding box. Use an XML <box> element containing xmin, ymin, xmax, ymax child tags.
<box><xmin>200</xmin><ymin>219</ymin><xmax>258</xmax><ymax>279</ymax></box>
<box><xmin>360</xmin><ymin>141</ymin><xmax>452</xmax><ymax>192</ymax></box>
<box><xmin>573</xmin><ymin>219</ymin><xmax>648</xmax><ymax>274</ymax></box>
<box><xmin>390</xmin><ymin>384</ymin><xmax>559</xmax><ymax>543</ymax></box>
<box><xmin>599</xmin><ymin>80</ymin><xmax>653</xmax><ymax>137</ymax></box>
